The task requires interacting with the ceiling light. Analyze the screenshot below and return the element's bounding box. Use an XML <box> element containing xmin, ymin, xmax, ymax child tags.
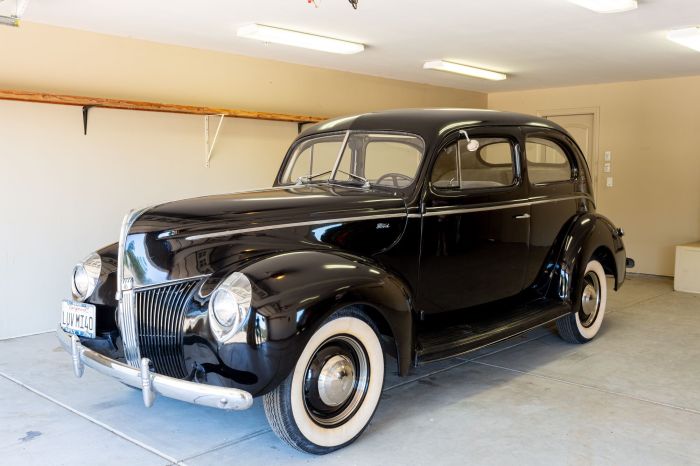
<box><xmin>423</xmin><ymin>60</ymin><xmax>507</xmax><ymax>81</ymax></box>
<box><xmin>237</xmin><ymin>23</ymin><xmax>364</xmax><ymax>55</ymax></box>
<box><xmin>0</xmin><ymin>0</ymin><xmax>28</xmax><ymax>27</ymax></box>
<box><xmin>567</xmin><ymin>0</ymin><xmax>638</xmax><ymax>13</ymax></box>
<box><xmin>667</xmin><ymin>27</ymin><xmax>700</xmax><ymax>52</ymax></box>
<box><xmin>0</xmin><ymin>16</ymin><xmax>19</xmax><ymax>27</ymax></box>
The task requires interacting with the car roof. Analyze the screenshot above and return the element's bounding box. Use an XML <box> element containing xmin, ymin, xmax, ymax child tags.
<box><xmin>298</xmin><ymin>108</ymin><xmax>567</xmax><ymax>144</ymax></box>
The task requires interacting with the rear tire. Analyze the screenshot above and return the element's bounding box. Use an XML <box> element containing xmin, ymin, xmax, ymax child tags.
<box><xmin>263</xmin><ymin>307</ymin><xmax>385</xmax><ymax>454</ymax></box>
<box><xmin>557</xmin><ymin>259</ymin><xmax>607</xmax><ymax>344</ymax></box>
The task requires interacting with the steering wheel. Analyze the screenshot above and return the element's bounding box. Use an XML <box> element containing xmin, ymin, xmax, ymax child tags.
<box><xmin>375</xmin><ymin>172</ymin><xmax>413</xmax><ymax>188</ymax></box>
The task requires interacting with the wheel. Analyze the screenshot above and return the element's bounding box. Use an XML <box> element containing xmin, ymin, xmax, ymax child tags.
<box><xmin>556</xmin><ymin>259</ymin><xmax>607</xmax><ymax>343</ymax></box>
<box><xmin>263</xmin><ymin>307</ymin><xmax>385</xmax><ymax>454</ymax></box>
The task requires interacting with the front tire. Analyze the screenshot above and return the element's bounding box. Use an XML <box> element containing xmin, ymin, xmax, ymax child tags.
<box><xmin>263</xmin><ymin>307</ymin><xmax>385</xmax><ymax>454</ymax></box>
<box><xmin>556</xmin><ymin>259</ymin><xmax>607</xmax><ymax>343</ymax></box>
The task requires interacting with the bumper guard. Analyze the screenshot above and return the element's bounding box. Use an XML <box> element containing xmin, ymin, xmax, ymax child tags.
<box><xmin>56</xmin><ymin>328</ymin><xmax>253</xmax><ymax>411</ymax></box>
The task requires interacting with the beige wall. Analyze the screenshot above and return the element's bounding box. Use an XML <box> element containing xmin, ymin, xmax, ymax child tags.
<box><xmin>1</xmin><ymin>22</ymin><xmax>486</xmax><ymax>116</ymax></box>
<box><xmin>489</xmin><ymin>76</ymin><xmax>700</xmax><ymax>277</ymax></box>
<box><xmin>0</xmin><ymin>23</ymin><xmax>486</xmax><ymax>339</ymax></box>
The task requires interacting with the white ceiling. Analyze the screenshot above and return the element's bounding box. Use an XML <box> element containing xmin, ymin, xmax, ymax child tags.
<box><xmin>14</xmin><ymin>0</ymin><xmax>700</xmax><ymax>92</ymax></box>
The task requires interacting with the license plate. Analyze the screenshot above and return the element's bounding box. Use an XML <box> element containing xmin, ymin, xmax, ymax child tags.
<box><xmin>61</xmin><ymin>300</ymin><xmax>96</xmax><ymax>339</ymax></box>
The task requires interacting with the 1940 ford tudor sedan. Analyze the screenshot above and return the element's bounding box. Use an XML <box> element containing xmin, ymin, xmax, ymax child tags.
<box><xmin>59</xmin><ymin>109</ymin><xmax>631</xmax><ymax>454</ymax></box>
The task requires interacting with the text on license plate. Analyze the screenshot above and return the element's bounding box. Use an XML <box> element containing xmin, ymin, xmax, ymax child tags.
<box><xmin>61</xmin><ymin>300</ymin><xmax>96</xmax><ymax>339</ymax></box>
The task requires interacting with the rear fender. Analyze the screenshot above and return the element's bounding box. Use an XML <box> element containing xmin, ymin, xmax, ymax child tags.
<box><xmin>552</xmin><ymin>213</ymin><xmax>626</xmax><ymax>307</ymax></box>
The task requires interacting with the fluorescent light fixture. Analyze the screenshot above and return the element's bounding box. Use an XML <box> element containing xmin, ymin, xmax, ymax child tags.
<box><xmin>667</xmin><ymin>27</ymin><xmax>700</xmax><ymax>52</ymax></box>
<box><xmin>567</xmin><ymin>0</ymin><xmax>638</xmax><ymax>13</ymax></box>
<box><xmin>237</xmin><ymin>23</ymin><xmax>364</xmax><ymax>54</ymax></box>
<box><xmin>0</xmin><ymin>16</ymin><xmax>19</xmax><ymax>27</ymax></box>
<box><xmin>0</xmin><ymin>0</ymin><xmax>29</xmax><ymax>28</ymax></box>
<box><xmin>423</xmin><ymin>60</ymin><xmax>507</xmax><ymax>81</ymax></box>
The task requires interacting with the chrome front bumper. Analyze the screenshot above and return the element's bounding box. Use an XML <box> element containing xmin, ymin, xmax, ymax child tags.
<box><xmin>56</xmin><ymin>328</ymin><xmax>253</xmax><ymax>411</ymax></box>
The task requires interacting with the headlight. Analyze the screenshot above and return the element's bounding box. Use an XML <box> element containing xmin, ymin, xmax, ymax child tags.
<box><xmin>209</xmin><ymin>272</ymin><xmax>252</xmax><ymax>341</ymax></box>
<box><xmin>71</xmin><ymin>252</ymin><xmax>102</xmax><ymax>301</ymax></box>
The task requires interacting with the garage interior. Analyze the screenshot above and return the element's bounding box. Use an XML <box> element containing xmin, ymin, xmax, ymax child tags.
<box><xmin>1</xmin><ymin>0</ymin><xmax>699</xmax><ymax>464</ymax></box>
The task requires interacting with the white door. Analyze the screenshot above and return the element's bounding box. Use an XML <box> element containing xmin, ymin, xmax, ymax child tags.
<box><xmin>545</xmin><ymin>113</ymin><xmax>596</xmax><ymax>195</ymax></box>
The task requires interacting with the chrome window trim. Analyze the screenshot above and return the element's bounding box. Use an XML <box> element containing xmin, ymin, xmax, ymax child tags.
<box><xmin>422</xmin><ymin>194</ymin><xmax>590</xmax><ymax>217</ymax></box>
<box><xmin>329</xmin><ymin>130</ymin><xmax>351</xmax><ymax>181</ymax></box>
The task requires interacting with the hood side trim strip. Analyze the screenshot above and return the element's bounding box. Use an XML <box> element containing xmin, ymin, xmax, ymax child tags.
<box><xmin>184</xmin><ymin>195</ymin><xmax>590</xmax><ymax>241</ymax></box>
<box><xmin>185</xmin><ymin>212</ymin><xmax>408</xmax><ymax>241</ymax></box>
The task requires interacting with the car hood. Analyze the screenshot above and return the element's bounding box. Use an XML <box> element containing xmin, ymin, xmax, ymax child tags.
<box><xmin>131</xmin><ymin>184</ymin><xmax>406</xmax><ymax>237</ymax></box>
<box><xmin>124</xmin><ymin>184</ymin><xmax>408</xmax><ymax>287</ymax></box>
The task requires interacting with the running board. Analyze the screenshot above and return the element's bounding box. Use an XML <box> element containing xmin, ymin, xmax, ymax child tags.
<box><xmin>414</xmin><ymin>302</ymin><xmax>570</xmax><ymax>365</ymax></box>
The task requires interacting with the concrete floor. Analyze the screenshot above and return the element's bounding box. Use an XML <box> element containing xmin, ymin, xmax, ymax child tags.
<box><xmin>1</xmin><ymin>275</ymin><xmax>698</xmax><ymax>465</ymax></box>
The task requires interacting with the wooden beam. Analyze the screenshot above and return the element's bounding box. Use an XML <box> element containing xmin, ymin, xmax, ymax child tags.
<box><xmin>0</xmin><ymin>88</ymin><xmax>326</xmax><ymax>124</ymax></box>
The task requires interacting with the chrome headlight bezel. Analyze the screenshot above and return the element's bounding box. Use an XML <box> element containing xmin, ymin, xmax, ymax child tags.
<box><xmin>208</xmin><ymin>272</ymin><xmax>252</xmax><ymax>342</ymax></box>
<box><xmin>71</xmin><ymin>252</ymin><xmax>102</xmax><ymax>302</ymax></box>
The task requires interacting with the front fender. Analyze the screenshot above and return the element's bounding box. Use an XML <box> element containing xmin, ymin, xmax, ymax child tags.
<box><xmin>553</xmin><ymin>213</ymin><xmax>626</xmax><ymax>306</ymax></box>
<box><xmin>213</xmin><ymin>250</ymin><xmax>414</xmax><ymax>395</ymax></box>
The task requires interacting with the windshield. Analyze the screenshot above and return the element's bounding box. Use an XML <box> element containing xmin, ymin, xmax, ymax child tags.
<box><xmin>280</xmin><ymin>131</ymin><xmax>425</xmax><ymax>189</ymax></box>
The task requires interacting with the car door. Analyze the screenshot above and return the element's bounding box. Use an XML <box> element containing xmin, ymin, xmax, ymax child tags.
<box><xmin>417</xmin><ymin>126</ymin><xmax>530</xmax><ymax>315</ymax></box>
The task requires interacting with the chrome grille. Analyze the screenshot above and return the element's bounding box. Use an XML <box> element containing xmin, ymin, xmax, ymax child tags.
<box><xmin>133</xmin><ymin>279</ymin><xmax>199</xmax><ymax>378</ymax></box>
<box><xmin>119</xmin><ymin>288</ymin><xmax>142</xmax><ymax>367</ymax></box>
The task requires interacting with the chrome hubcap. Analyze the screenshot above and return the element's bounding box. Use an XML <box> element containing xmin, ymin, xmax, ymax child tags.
<box><xmin>580</xmin><ymin>271</ymin><xmax>601</xmax><ymax>327</ymax></box>
<box><xmin>303</xmin><ymin>335</ymin><xmax>369</xmax><ymax>427</ymax></box>
<box><xmin>318</xmin><ymin>355</ymin><xmax>356</xmax><ymax>406</ymax></box>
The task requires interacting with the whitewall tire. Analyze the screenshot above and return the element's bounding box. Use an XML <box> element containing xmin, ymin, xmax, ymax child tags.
<box><xmin>556</xmin><ymin>259</ymin><xmax>607</xmax><ymax>344</ymax></box>
<box><xmin>263</xmin><ymin>307</ymin><xmax>385</xmax><ymax>454</ymax></box>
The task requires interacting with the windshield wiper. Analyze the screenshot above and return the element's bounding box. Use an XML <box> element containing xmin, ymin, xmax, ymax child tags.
<box><xmin>297</xmin><ymin>169</ymin><xmax>370</xmax><ymax>188</ymax></box>
<box><xmin>335</xmin><ymin>170</ymin><xmax>370</xmax><ymax>188</ymax></box>
<box><xmin>296</xmin><ymin>170</ymin><xmax>333</xmax><ymax>185</ymax></box>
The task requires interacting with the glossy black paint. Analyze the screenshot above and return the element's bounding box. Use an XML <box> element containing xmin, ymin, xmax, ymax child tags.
<box><xmin>79</xmin><ymin>109</ymin><xmax>627</xmax><ymax>397</ymax></box>
<box><xmin>418</xmin><ymin>127</ymin><xmax>530</xmax><ymax>314</ymax></box>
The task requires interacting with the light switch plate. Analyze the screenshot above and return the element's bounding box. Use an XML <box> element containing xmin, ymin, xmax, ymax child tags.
<box><xmin>604</xmin><ymin>151</ymin><xmax>612</xmax><ymax>162</ymax></box>
<box><xmin>603</xmin><ymin>163</ymin><xmax>611</xmax><ymax>173</ymax></box>
<box><xmin>606</xmin><ymin>177</ymin><xmax>613</xmax><ymax>188</ymax></box>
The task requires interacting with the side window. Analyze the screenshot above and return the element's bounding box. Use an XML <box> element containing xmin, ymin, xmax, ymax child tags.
<box><xmin>525</xmin><ymin>137</ymin><xmax>573</xmax><ymax>184</ymax></box>
<box><xmin>431</xmin><ymin>136</ymin><xmax>516</xmax><ymax>190</ymax></box>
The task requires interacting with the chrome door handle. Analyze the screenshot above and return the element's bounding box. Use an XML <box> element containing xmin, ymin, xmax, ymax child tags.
<box><xmin>514</xmin><ymin>213</ymin><xmax>530</xmax><ymax>219</ymax></box>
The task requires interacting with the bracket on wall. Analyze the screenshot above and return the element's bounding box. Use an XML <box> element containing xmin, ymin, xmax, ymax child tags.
<box><xmin>204</xmin><ymin>114</ymin><xmax>226</xmax><ymax>168</ymax></box>
<box><xmin>82</xmin><ymin>105</ymin><xmax>94</xmax><ymax>135</ymax></box>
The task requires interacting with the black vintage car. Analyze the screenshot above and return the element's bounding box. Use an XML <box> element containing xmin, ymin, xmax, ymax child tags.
<box><xmin>59</xmin><ymin>109</ymin><xmax>629</xmax><ymax>454</ymax></box>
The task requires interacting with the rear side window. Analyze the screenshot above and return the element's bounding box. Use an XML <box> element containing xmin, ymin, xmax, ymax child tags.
<box><xmin>525</xmin><ymin>137</ymin><xmax>572</xmax><ymax>184</ymax></box>
<box><xmin>431</xmin><ymin>137</ymin><xmax>516</xmax><ymax>190</ymax></box>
